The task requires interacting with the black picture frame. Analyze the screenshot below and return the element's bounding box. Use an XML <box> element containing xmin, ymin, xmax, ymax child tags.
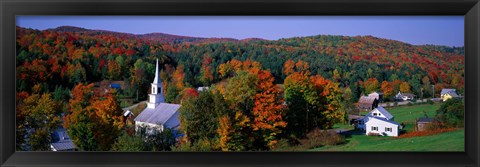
<box><xmin>1</xmin><ymin>0</ymin><xmax>479</xmax><ymax>167</ymax></box>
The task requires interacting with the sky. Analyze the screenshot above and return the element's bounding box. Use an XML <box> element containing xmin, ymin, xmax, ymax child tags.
<box><xmin>16</xmin><ymin>16</ymin><xmax>464</xmax><ymax>47</ymax></box>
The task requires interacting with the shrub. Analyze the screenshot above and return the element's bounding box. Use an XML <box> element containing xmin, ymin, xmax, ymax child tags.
<box><xmin>427</xmin><ymin>99</ymin><xmax>434</xmax><ymax>105</ymax></box>
<box><xmin>367</xmin><ymin>132</ymin><xmax>381</xmax><ymax>136</ymax></box>
<box><xmin>299</xmin><ymin>128</ymin><xmax>345</xmax><ymax>149</ymax></box>
<box><xmin>397</xmin><ymin>128</ymin><xmax>457</xmax><ymax>139</ymax></box>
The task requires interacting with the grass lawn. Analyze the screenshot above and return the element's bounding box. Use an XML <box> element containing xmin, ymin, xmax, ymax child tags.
<box><xmin>351</xmin><ymin>103</ymin><xmax>441</xmax><ymax>132</ymax></box>
<box><xmin>310</xmin><ymin>128</ymin><xmax>464</xmax><ymax>151</ymax></box>
<box><xmin>319</xmin><ymin>103</ymin><xmax>464</xmax><ymax>151</ymax></box>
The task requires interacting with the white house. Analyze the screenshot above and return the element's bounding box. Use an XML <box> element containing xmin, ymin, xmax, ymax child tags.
<box><xmin>134</xmin><ymin>59</ymin><xmax>181</xmax><ymax>135</ymax></box>
<box><xmin>365</xmin><ymin>117</ymin><xmax>400</xmax><ymax>137</ymax></box>
<box><xmin>395</xmin><ymin>91</ymin><xmax>415</xmax><ymax>101</ymax></box>
<box><xmin>356</xmin><ymin>106</ymin><xmax>399</xmax><ymax>137</ymax></box>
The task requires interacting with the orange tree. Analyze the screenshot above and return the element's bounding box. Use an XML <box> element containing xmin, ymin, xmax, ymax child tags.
<box><xmin>63</xmin><ymin>83</ymin><xmax>124</xmax><ymax>151</ymax></box>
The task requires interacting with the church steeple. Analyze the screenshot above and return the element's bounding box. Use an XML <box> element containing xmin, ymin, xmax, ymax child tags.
<box><xmin>153</xmin><ymin>59</ymin><xmax>161</xmax><ymax>84</ymax></box>
<box><xmin>147</xmin><ymin>59</ymin><xmax>165</xmax><ymax>109</ymax></box>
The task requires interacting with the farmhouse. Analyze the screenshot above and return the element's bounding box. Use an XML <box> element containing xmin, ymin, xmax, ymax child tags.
<box><xmin>134</xmin><ymin>59</ymin><xmax>181</xmax><ymax>135</ymax></box>
<box><xmin>440</xmin><ymin>89</ymin><xmax>460</xmax><ymax>102</ymax></box>
<box><xmin>355</xmin><ymin>106</ymin><xmax>400</xmax><ymax>137</ymax></box>
<box><xmin>357</xmin><ymin>96</ymin><xmax>378</xmax><ymax>111</ymax></box>
<box><xmin>368</xmin><ymin>91</ymin><xmax>384</xmax><ymax>102</ymax></box>
<box><xmin>395</xmin><ymin>91</ymin><xmax>415</xmax><ymax>101</ymax></box>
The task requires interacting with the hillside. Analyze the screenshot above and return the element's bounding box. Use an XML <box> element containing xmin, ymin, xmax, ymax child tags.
<box><xmin>15</xmin><ymin>26</ymin><xmax>464</xmax><ymax>101</ymax></box>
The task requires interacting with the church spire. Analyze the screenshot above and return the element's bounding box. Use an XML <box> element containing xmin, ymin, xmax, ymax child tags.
<box><xmin>147</xmin><ymin>58</ymin><xmax>165</xmax><ymax>109</ymax></box>
<box><xmin>153</xmin><ymin>59</ymin><xmax>161</xmax><ymax>84</ymax></box>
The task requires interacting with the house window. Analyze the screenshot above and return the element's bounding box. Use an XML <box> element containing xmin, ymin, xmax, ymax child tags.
<box><xmin>373</xmin><ymin>113</ymin><xmax>377</xmax><ymax>116</ymax></box>
<box><xmin>371</xmin><ymin>127</ymin><xmax>378</xmax><ymax>131</ymax></box>
<box><xmin>153</xmin><ymin>87</ymin><xmax>156</xmax><ymax>94</ymax></box>
<box><xmin>385</xmin><ymin>127</ymin><xmax>392</xmax><ymax>132</ymax></box>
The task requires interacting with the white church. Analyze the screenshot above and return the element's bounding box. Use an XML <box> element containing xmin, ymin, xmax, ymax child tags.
<box><xmin>134</xmin><ymin>59</ymin><xmax>181</xmax><ymax>135</ymax></box>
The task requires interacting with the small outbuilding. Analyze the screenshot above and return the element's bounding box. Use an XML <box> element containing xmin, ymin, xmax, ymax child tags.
<box><xmin>416</xmin><ymin>117</ymin><xmax>434</xmax><ymax>131</ymax></box>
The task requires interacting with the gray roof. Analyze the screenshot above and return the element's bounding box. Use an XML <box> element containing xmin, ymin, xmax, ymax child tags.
<box><xmin>446</xmin><ymin>91</ymin><xmax>460</xmax><ymax>97</ymax></box>
<box><xmin>358</xmin><ymin>96</ymin><xmax>376</xmax><ymax>105</ymax></box>
<box><xmin>369</xmin><ymin>116</ymin><xmax>400</xmax><ymax>126</ymax></box>
<box><xmin>134</xmin><ymin>103</ymin><xmax>181</xmax><ymax>125</ymax></box>
<box><xmin>51</xmin><ymin>127</ymin><xmax>75</xmax><ymax>151</ymax></box>
<box><xmin>368</xmin><ymin>106</ymin><xmax>394</xmax><ymax>120</ymax></box>
<box><xmin>441</xmin><ymin>89</ymin><xmax>456</xmax><ymax>95</ymax></box>
<box><xmin>418</xmin><ymin>117</ymin><xmax>434</xmax><ymax>123</ymax></box>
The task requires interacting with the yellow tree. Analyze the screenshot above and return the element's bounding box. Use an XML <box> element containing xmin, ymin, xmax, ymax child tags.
<box><xmin>17</xmin><ymin>93</ymin><xmax>61</xmax><ymax>151</ymax></box>
<box><xmin>400</xmin><ymin>81</ymin><xmax>411</xmax><ymax>93</ymax></box>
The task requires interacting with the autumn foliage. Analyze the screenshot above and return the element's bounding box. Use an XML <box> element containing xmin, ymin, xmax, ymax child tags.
<box><xmin>396</xmin><ymin>128</ymin><xmax>457</xmax><ymax>139</ymax></box>
<box><xmin>63</xmin><ymin>83</ymin><xmax>125</xmax><ymax>151</ymax></box>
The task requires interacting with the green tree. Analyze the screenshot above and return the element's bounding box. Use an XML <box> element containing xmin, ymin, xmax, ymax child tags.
<box><xmin>435</xmin><ymin>98</ymin><xmax>464</xmax><ymax>128</ymax></box>
<box><xmin>180</xmin><ymin>90</ymin><xmax>228</xmax><ymax>144</ymax></box>
<box><xmin>17</xmin><ymin>93</ymin><xmax>61</xmax><ymax>151</ymax></box>
<box><xmin>111</xmin><ymin>132</ymin><xmax>150</xmax><ymax>151</ymax></box>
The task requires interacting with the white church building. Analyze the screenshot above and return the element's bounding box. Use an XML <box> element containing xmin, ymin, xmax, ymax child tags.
<box><xmin>356</xmin><ymin>106</ymin><xmax>400</xmax><ymax>137</ymax></box>
<box><xmin>134</xmin><ymin>59</ymin><xmax>181</xmax><ymax>135</ymax></box>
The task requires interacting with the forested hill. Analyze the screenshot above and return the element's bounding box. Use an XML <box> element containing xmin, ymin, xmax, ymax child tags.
<box><xmin>16</xmin><ymin>26</ymin><xmax>464</xmax><ymax>100</ymax></box>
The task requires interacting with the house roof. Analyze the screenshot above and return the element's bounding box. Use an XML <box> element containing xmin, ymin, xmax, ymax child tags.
<box><xmin>51</xmin><ymin>127</ymin><xmax>75</xmax><ymax>151</ymax></box>
<box><xmin>123</xmin><ymin>110</ymin><xmax>133</xmax><ymax>117</ymax></box>
<box><xmin>367</xmin><ymin>106</ymin><xmax>394</xmax><ymax>120</ymax></box>
<box><xmin>417</xmin><ymin>117</ymin><xmax>434</xmax><ymax>123</ymax></box>
<box><xmin>197</xmin><ymin>86</ymin><xmax>209</xmax><ymax>91</ymax></box>
<box><xmin>446</xmin><ymin>91</ymin><xmax>460</xmax><ymax>97</ymax></box>
<box><xmin>358</xmin><ymin>96</ymin><xmax>376</xmax><ymax>105</ymax></box>
<box><xmin>441</xmin><ymin>89</ymin><xmax>456</xmax><ymax>95</ymax></box>
<box><xmin>134</xmin><ymin>103</ymin><xmax>181</xmax><ymax>125</ymax></box>
<box><xmin>369</xmin><ymin>92</ymin><xmax>383</xmax><ymax>95</ymax></box>
<box><xmin>368</xmin><ymin>116</ymin><xmax>400</xmax><ymax>126</ymax></box>
<box><xmin>110</xmin><ymin>83</ymin><xmax>121</xmax><ymax>89</ymax></box>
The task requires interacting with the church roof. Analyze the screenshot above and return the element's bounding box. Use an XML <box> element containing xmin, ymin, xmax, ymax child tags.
<box><xmin>134</xmin><ymin>103</ymin><xmax>180</xmax><ymax>125</ymax></box>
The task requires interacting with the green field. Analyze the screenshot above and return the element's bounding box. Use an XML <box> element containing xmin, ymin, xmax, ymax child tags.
<box><xmin>311</xmin><ymin>129</ymin><xmax>464</xmax><ymax>151</ymax></box>
<box><xmin>315</xmin><ymin>103</ymin><xmax>464</xmax><ymax>151</ymax></box>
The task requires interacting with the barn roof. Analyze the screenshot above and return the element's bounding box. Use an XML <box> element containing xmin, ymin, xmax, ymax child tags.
<box><xmin>134</xmin><ymin>103</ymin><xmax>181</xmax><ymax>125</ymax></box>
<box><xmin>441</xmin><ymin>89</ymin><xmax>456</xmax><ymax>95</ymax></box>
<box><xmin>358</xmin><ymin>96</ymin><xmax>376</xmax><ymax>105</ymax></box>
